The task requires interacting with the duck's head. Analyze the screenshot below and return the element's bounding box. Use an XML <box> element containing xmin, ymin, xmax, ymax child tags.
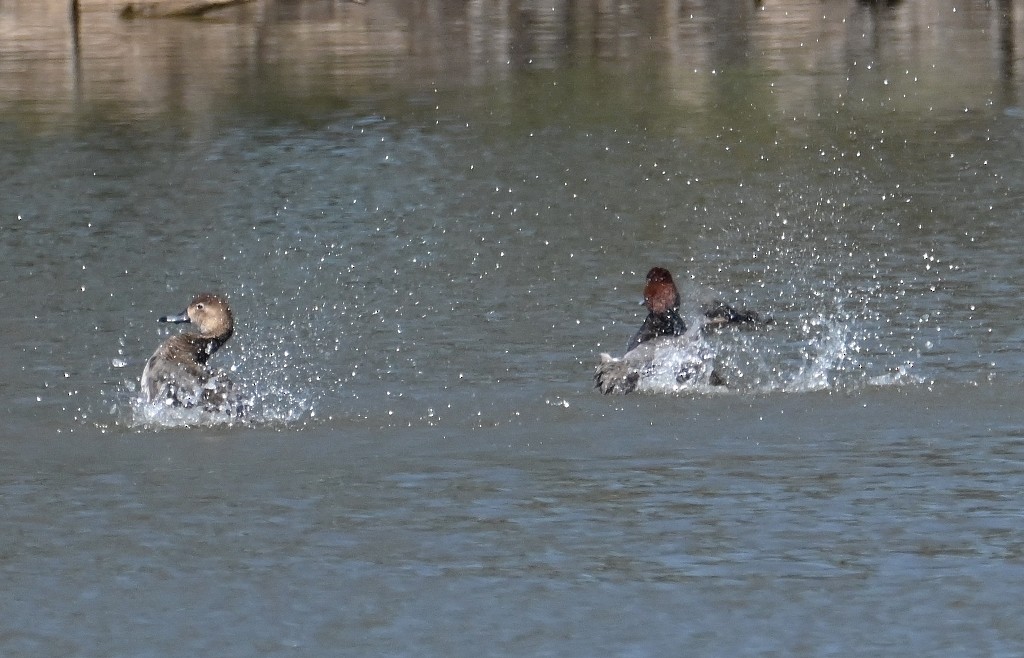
<box><xmin>643</xmin><ymin>267</ymin><xmax>681</xmax><ymax>314</ymax></box>
<box><xmin>160</xmin><ymin>293</ymin><xmax>233</xmax><ymax>339</ymax></box>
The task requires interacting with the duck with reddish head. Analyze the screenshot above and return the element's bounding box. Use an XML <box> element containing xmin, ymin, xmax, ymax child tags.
<box><xmin>627</xmin><ymin>266</ymin><xmax>687</xmax><ymax>351</ymax></box>
<box><xmin>140</xmin><ymin>292</ymin><xmax>247</xmax><ymax>416</ymax></box>
<box><xmin>596</xmin><ymin>267</ymin><xmax>769</xmax><ymax>394</ymax></box>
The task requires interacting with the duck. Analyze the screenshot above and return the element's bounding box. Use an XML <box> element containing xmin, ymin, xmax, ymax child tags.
<box><xmin>626</xmin><ymin>266</ymin><xmax>688</xmax><ymax>352</ymax></box>
<box><xmin>140</xmin><ymin>292</ymin><xmax>245</xmax><ymax>416</ymax></box>
<box><xmin>596</xmin><ymin>267</ymin><xmax>769</xmax><ymax>394</ymax></box>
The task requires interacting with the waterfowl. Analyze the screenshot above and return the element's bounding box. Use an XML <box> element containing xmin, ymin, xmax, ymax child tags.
<box><xmin>140</xmin><ymin>292</ymin><xmax>245</xmax><ymax>415</ymax></box>
<box><xmin>626</xmin><ymin>266</ymin><xmax>688</xmax><ymax>351</ymax></box>
<box><xmin>627</xmin><ymin>267</ymin><xmax>767</xmax><ymax>351</ymax></box>
<box><xmin>596</xmin><ymin>267</ymin><xmax>768</xmax><ymax>394</ymax></box>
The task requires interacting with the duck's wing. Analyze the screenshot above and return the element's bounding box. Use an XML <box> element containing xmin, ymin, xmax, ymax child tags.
<box><xmin>702</xmin><ymin>300</ymin><xmax>772</xmax><ymax>328</ymax></box>
<box><xmin>595</xmin><ymin>353</ymin><xmax>641</xmax><ymax>394</ymax></box>
<box><xmin>200</xmin><ymin>370</ymin><xmax>248</xmax><ymax>417</ymax></box>
<box><xmin>595</xmin><ymin>340</ymin><xmax>664</xmax><ymax>394</ymax></box>
<box><xmin>595</xmin><ymin>336</ymin><xmax>726</xmax><ymax>394</ymax></box>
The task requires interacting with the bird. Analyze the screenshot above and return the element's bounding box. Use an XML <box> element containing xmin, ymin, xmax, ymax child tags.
<box><xmin>596</xmin><ymin>267</ymin><xmax>768</xmax><ymax>394</ymax></box>
<box><xmin>140</xmin><ymin>292</ymin><xmax>245</xmax><ymax>416</ymax></box>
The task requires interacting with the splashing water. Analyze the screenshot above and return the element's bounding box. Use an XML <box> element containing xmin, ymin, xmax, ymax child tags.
<box><xmin>609</xmin><ymin>313</ymin><xmax>922</xmax><ymax>397</ymax></box>
<box><xmin>595</xmin><ymin>246</ymin><xmax>926</xmax><ymax>395</ymax></box>
<box><xmin>114</xmin><ymin>360</ymin><xmax>320</xmax><ymax>431</ymax></box>
<box><xmin>597</xmin><ymin>330</ymin><xmax>724</xmax><ymax>396</ymax></box>
<box><xmin>111</xmin><ymin>313</ymin><xmax>328</xmax><ymax>431</ymax></box>
<box><xmin>705</xmin><ymin>298</ymin><xmax>924</xmax><ymax>395</ymax></box>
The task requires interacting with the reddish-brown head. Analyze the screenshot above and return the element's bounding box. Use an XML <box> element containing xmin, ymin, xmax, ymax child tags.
<box><xmin>643</xmin><ymin>267</ymin><xmax>680</xmax><ymax>314</ymax></box>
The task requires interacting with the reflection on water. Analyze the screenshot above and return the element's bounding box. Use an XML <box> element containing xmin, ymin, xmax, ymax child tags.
<box><xmin>2</xmin><ymin>0</ymin><xmax>1023</xmax><ymax>131</ymax></box>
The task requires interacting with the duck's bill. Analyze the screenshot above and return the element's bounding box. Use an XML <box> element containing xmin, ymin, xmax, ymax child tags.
<box><xmin>158</xmin><ymin>310</ymin><xmax>191</xmax><ymax>324</ymax></box>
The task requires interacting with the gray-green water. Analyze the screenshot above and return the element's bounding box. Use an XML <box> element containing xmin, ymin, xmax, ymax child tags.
<box><xmin>3</xmin><ymin>1</ymin><xmax>1024</xmax><ymax>655</ymax></box>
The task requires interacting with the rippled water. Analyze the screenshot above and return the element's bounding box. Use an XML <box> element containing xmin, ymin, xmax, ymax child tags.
<box><xmin>3</xmin><ymin>0</ymin><xmax>1024</xmax><ymax>655</ymax></box>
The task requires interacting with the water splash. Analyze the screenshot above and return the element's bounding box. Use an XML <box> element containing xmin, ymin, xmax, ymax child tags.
<box><xmin>605</xmin><ymin>314</ymin><xmax>922</xmax><ymax>397</ymax></box>
<box><xmin>737</xmin><ymin>290</ymin><xmax>928</xmax><ymax>394</ymax></box>
<box><xmin>596</xmin><ymin>328</ymin><xmax>725</xmax><ymax>396</ymax></box>
<box><xmin>606</xmin><ymin>277</ymin><xmax>925</xmax><ymax>397</ymax></box>
<box><xmin>109</xmin><ymin>318</ymin><xmax>327</xmax><ymax>431</ymax></box>
<box><xmin>111</xmin><ymin>366</ymin><xmax>319</xmax><ymax>430</ymax></box>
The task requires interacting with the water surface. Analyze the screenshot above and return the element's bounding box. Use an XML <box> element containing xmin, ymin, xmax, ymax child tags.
<box><xmin>3</xmin><ymin>0</ymin><xmax>1024</xmax><ymax>655</ymax></box>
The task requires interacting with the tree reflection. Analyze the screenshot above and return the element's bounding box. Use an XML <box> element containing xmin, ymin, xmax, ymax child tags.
<box><xmin>2</xmin><ymin>0</ymin><xmax>1020</xmax><ymax>130</ymax></box>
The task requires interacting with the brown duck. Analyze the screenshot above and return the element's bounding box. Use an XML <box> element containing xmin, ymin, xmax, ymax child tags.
<box><xmin>140</xmin><ymin>293</ymin><xmax>245</xmax><ymax>415</ymax></box>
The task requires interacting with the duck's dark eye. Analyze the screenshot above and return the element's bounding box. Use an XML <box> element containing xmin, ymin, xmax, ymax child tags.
<box><xmin>196</xmin><ymin>303</ymin><xmax>205</xmax><ymax>310</ymax></box>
